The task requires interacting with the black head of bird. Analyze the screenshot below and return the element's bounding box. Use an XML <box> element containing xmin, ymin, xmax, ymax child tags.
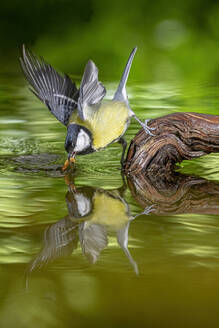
<box><xmin>20</xmin><ymin>46</ymin><xmax>155</xmax><ymax>169</ymax></box>
<box><xmin>64</xmin><ymin>124</ymin><xmax>94</xmax><ymax>157</ymax></box>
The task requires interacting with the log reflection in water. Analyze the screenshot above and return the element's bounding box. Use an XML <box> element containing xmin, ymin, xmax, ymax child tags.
<box><xmin>128</xmin><ymin>172</ymin><xmax>219</xmax><ymax>216</ymax></box>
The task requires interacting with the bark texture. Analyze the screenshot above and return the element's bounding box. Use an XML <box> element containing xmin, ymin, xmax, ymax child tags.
<box><xmin>124</xmin><ymin>112</ymin><xmax>219</xmax><ymax>175</ymax></box>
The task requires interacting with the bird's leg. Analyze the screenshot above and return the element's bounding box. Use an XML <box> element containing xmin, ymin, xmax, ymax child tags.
<box><xmin>118</xmin><ymin>137</ymin><xmax>127</xmax><ymax>167</ymax></box>
<box><xmin>144</xmin><ymin>119</ymin><xmax>156</xmax><ymax>130</ymax></box>
<box><xmin>131</xmin><ymin>112</ymin><xmax>155</xmax><ymax>136</ymax></box>
<box><xmin>117</xmin><ymin>223</ymin><xmax>139</xmax><ymax>275</ymax></box>
<box><xmin>118</xmin><ymin>171</ymin><xmax>127</xmax><ymax>198</ymax></box>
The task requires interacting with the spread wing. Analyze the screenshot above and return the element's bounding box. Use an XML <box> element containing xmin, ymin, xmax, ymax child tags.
<box><xmin>20</xmin><ymin>45</ymin><xmax>79</xmax><ymax>126</ymax></box>
<box><xmin>79</xmin><ymin>222</ymin><xmax>107</xmax><ymax>264</ymax></box>
<box><xmin>78</xmin><ymin>60</ymin><xmax>106</xmax><ymax>120</ymax></box>
<box><xmin>28</xmin><ymin>217</ymin><xmax>79</xmax><ymax>271</ymax></box>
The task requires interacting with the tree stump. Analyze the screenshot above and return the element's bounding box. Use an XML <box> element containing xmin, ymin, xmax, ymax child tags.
<box><xmin>124</xmin><ymin>112</ymin><xmax>219</xmax><ymax>175</ymax></box>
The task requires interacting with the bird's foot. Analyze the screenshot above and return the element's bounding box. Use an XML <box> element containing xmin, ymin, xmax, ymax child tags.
<box><xmin>132</xmin><ymin>114</ymin><xmax>156</xmax><ymax>136</ymax></box>
<box><xmin>142</xmin><ymin>204</ymin><xmax>156</xmax><ymax>215</ymax></box>
<box><xmin>143</xmin><ymin>119</ymin><xmax>156</xmax><ymax>136</ymax></box>
<box><xmin>133</xmin><ymin>204</ymin><xmax>156</xmax><ymax>219</ymax></box>
<box><xmin>144</xmin><ymin>119</ymin><xmax>156</xmax><ymax>130</ymax></box>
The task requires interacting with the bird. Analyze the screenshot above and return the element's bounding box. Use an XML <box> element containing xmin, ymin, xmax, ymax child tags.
<box><xmin>20</xmin><ymin>45</ymin><xmax>155</xmax><ymax>170</ymax></box>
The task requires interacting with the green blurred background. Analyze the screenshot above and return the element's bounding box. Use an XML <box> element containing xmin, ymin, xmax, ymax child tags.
<box><xmin>2</xmin><ymin>0</ymin><xmax>219</xmax><ymax>83</ymax></box>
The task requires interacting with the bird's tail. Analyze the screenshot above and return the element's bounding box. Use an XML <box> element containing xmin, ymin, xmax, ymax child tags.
<box><xmin>113</xmin><ymin>47</ymin><xmax>137</xmax><ymax>104</ymax></box>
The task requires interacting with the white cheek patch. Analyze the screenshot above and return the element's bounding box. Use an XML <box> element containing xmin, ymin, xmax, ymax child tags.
<box><xmin>74</xmin><ymin>193</ymin><xmax>91</xmax><ymax>216</ymax></box>
<box><xmin>74</xmin><ymin>129</ymin><xmax>91</xmax><ymax>152</ymax></box>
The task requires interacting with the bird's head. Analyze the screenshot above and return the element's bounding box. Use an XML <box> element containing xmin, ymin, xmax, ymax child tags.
<box><xmin>65</xmin><ymin>124</ymin><xmax>94</xmax><ymax>160</ymax></box>
<box><xmin>66</xmin><ymin>186</ymin><xmax>95</xmax><ymax>218</ymax></box>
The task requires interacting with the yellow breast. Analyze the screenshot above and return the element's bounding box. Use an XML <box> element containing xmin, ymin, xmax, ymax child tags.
<box><xmin>69</xmin><ymin>101</ymin><xmax>130</xmax><ymax>150</ymax></box>
<box><xmin>87</xmin><ymin>191</ymin><xmax>129</xmax><ymax>231</ymax></box>
<box><xmin>90</xmin><ymin>101</ymin><xmax>129</xmax><ymax>149</ymax></box>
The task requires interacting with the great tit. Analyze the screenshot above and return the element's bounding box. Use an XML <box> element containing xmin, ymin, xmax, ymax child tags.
<box><xmin>20</xmin><ymin>46</ymin><xmax>154</xmax><ymax>169</ymax></box>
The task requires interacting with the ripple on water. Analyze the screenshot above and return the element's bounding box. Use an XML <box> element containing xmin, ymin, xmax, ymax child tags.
<box><xmin>1</xmin><ymin>77</ymin><xmax>219</xmax><ymax>328</ymax></box>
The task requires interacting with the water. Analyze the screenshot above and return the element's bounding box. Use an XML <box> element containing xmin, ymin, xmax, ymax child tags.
<box><xmin>0</xmin><ymin>73</ymin><xmax>219</xmax><ymax>328</ymax></box>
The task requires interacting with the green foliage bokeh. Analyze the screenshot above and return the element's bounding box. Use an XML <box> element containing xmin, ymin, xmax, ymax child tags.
<box><xmin>1</xmin><ymin>0</ymin><xmax>219</xmax><ymax>82</ymax></box>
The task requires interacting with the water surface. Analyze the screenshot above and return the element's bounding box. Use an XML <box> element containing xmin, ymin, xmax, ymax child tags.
<box><xmin>0</xmin><ymin>74</ymin><xmax>219</xmax><ymax>327</ymax></box>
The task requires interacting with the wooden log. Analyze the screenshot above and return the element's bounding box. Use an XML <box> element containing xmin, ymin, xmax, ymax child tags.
<box><xmin>124</xmin><ymin>112</ymin><xmax>219</xmax><ymax>175</ymax></box>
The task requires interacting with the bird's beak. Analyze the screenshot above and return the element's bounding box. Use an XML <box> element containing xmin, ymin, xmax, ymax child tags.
<box><xmin>68</xmin><ymin>152</ymin><xmax>76</xmax><ymax>163</ymax></box>
<box><xmin>62</xmin><ymin>152</ymin><xmax>76</xmax><ymax>171</ymax></box>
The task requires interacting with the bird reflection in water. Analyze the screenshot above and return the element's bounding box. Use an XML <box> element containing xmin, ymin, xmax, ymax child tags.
<box><xmin>28</xmin><ymin>180</ymin><xmax>153</xmax><ymax>275</ymax></box>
